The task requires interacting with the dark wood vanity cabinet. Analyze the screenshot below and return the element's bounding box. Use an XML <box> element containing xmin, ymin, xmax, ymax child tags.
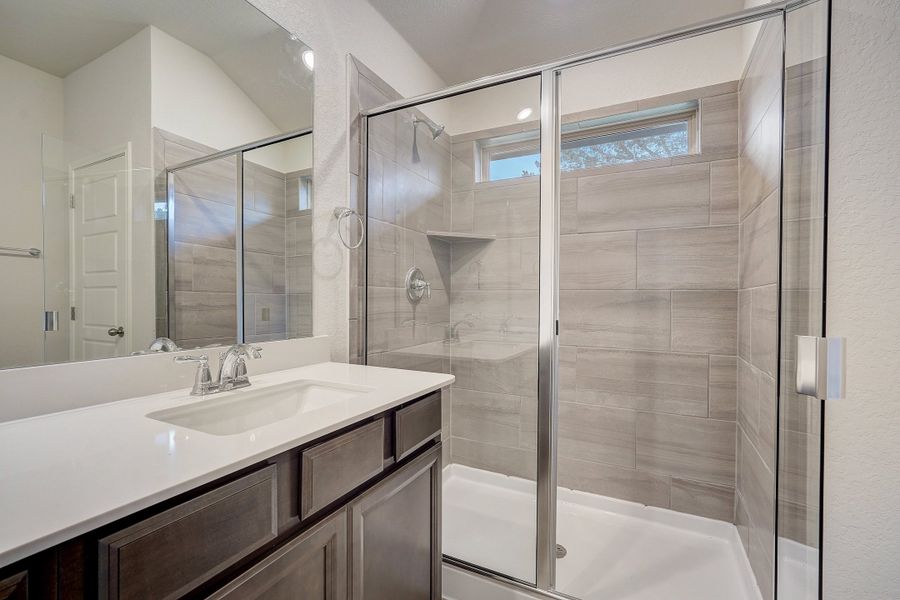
<box><xmin>208</xmin><ymin>509</ymin><xmax>348</xmax><ymax>600</ymax></box>
<box><xmin>349</xmin><ymin>444</ymin><xmax>441</xmax><ymax>600</ymax></box>
<box><xmin>0</xmin><ymin>391</ymin><xmax>444</xmax><ymax>600</ymax></box>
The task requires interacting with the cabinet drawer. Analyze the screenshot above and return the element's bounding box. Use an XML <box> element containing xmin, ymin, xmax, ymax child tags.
<box><xmin>99</xmin><ymin>466</ymin><xmax>278</xmax><ymax>600</ymax></box>
<box><xmin>301</xmin><ymin>419</ymin><xmax>385</xmax><ymax>520</ymax></box>
<box><xmin>395</xmin><ymin>392</ymin><xmax>441</xmax><ymax>461</ymax></box>
<box><xmin>209</xmin><ymin>509</ymin><xmax>347</xmax><ymax>599</ymax></box>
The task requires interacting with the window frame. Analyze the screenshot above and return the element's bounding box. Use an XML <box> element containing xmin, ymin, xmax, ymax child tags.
<box><xmin>478</xmin><ymin>107</ymin><xmax>699</xmax><ymax>182</ymax></box>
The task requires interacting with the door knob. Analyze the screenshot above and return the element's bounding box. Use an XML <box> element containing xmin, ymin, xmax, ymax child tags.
<box><xmin>107</xmin><ymin>326</ymin><xmax>125</xmax><ymax>338</ymax></box>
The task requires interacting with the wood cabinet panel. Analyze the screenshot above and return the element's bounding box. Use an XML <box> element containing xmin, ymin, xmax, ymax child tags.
<box><xmin>349</xmin><ymin>444</ymin><xmax>441</xmax><ymax>600</ymax></box>
<box><xmin>209</xmin><ymin>509</ymin><xmax>347</xmax><ymax>600</ymax></box>
<box><xmin>394</xmin><ymin>392</ymin><xmax>441</xmax><ymax>461</ymax></box>
<box><xmin>0</xmin><ymin>572</ymin><xmax>26</xmax><ymax>600</ymax></box>
<box><xmin>301</xmin><ymin>419</ymin><xmax>385</xmax><ymax>519</ymax></box>
<box><xmin>98</xmin><ymin>466</ymin><xmax>278</xmax><ymax>600</ymax></box>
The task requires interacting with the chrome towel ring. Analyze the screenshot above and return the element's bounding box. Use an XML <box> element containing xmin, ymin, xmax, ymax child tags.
<box><xmin>333</xmin><ymin>207</ymin><xmax>365</xmax><ymax>249</ymax></box>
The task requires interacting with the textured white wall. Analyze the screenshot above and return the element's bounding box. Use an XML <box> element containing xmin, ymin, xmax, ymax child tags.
<box><xmin>248</xmin><ymin>0</ymin><xmax>446</xmax><ymax>361</ymax></box>
<box><xmin>824</xmin><ymin>1</ymin><xmax>900</xmax><ymax>598</ymax></box>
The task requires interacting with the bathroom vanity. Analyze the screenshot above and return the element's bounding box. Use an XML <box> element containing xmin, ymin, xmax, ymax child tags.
<box><xmin>0</xmin><ymin>363</ymin><xmax>452</xmax><ymax>599</ymax></box>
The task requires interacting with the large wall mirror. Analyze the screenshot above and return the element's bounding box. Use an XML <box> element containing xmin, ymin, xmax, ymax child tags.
<box><xmin>0</xmin><ymin>0</ymin><xmax>314</xmax><ymax>369</ymax></box>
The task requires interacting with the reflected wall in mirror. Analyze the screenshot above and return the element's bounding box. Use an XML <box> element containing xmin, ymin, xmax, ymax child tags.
<box><xmin>0</xmin><ymin>0</ymin><xmax>314</xmax><ymax>369</ymax></box>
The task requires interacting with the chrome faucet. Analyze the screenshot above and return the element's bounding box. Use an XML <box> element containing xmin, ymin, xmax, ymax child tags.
<box><xmin>218</xmin><ymin>344</ymin><xmax>263</xmax><ymax>391</ymax></box>
<box><xmin>447</xmin><ymin>318</ymin><xmax>474</xmax><ymax>343</ymax></box>
<box><xmin>174</xmin><ymin>344</ymin><xmax>262</xmax><ymax>396</ymax></box>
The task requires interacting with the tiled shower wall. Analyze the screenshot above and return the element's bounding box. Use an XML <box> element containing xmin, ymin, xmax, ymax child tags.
<box><xmin>154</xmin><ymin>129</ymin><xmax>312</xmax><ymax>349</ymax></box>
<box><xmin>446</xmin><ymin>82</ymin><xmax>743</xmax><ymax>522</ymax></box>
<box><xmin>735</xmin><ymin>21</ymin><xmax>783</xmax><ymax>600</ymax></box>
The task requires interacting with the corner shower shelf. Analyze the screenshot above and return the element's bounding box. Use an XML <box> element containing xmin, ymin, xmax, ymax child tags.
<box><xmin>425</xmin><ymin>230</ymin><xmax>496</xmax><ymax>243</ymax></box>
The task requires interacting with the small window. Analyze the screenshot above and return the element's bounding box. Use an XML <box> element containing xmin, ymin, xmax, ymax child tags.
<box><xmin>298</xmin><ymin>175</ymin><xmax>312</xmax><ymax>211</ymax></box>
<box><xmin>479</xmin><ymin>103</ymin><xmax>698</xmax><ymax>182</ymax></box>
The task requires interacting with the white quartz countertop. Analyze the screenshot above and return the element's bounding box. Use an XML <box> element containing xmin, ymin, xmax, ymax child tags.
<box><xmin>0</xmin><ymin>362</ymin><xmax>453</xmax><ymax>568</ymax></box>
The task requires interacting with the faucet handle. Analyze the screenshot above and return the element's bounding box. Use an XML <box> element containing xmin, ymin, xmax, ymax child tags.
<box><xmin>174</xmin><ymin>354</ymin><xmax>215</xmax><ymax>396</ymax></box>
<box><xmin>249</xmin><ymin>345</ymin><xmax>263</xmax><ymax>359</ymax></box>
<box><xmin>174</xmin><ymin>354</ymin><xmax>208</xmax><ymax>365</ymax></box>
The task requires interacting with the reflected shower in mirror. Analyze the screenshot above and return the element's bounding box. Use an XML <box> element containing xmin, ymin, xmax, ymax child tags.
<box><xmin>0</xmin><ymin>0</ymin><xmax>314</xmax><ymax>369</ymax></box>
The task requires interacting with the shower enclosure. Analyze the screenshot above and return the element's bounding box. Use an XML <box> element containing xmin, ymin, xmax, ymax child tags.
<box><xmin>359</xmin><ymin>1</ymin><xmax>828</xmax><ymax>598</ymax></box>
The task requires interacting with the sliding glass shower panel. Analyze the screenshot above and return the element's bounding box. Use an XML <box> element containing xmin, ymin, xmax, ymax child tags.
<box><xmin>554</xmin><ymin>17</ymin><xmax>783</xmax><ymax>600</ymax></box>
<box><xmin>243</xmin><ymin>136</ymin><xmax>313</xmax><ymax>344</ymax></box>
<box><xmin>363</xmin><ymin>75</ymin><xmax>542</xmax><ymax>584</ymax></box>
<box><xmin>777</xmin><ymin>1</ymin><xmax>829</xmax><ymax>598</ymax></box>
<box><xmin>167</xmin><ymin>154</ymin><xmax>239</xmax><ymax>349</ymax></box>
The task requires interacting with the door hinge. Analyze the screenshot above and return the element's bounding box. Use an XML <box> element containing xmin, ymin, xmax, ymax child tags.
<box><xmin>555</xmin><ymin>320</ymin><xmax>559</xmax><ymax>336</ymax></box>
<box><xmin>70</xmin><ymin>306</ymin><xmax>76</xmax><ymax>321</ymax></box>
<box><xmin>69</xmin><ymin>194</ymin><xmax>75</xmax><ymax>209</ymax></box>
<box><xmin>796</xmin><ymin>336</ymin><xmax>846</xmax><ymax>401</ymax></box>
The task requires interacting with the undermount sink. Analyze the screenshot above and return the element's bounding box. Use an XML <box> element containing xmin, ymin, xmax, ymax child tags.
<box><xmin>147</xmin><ymin>380</ymin><xmax>375</xmax><ymax>436</ymax></box>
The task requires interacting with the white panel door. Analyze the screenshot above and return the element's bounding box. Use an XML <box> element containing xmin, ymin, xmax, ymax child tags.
<box><xmin>70</xmin><ymin>149</ymin><xmax>131</xmax><ymax>360</ymax></box>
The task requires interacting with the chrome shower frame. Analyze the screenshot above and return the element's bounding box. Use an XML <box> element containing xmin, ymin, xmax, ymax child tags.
<box><xmin>358</xmin><ymin>0</ymin><xmax>826</xmax><ymax>597</ymax></box>
<box><xmin>165</xmin><ymin>127</ymin><xmax>312</xmax><ymax>344</ymax></box>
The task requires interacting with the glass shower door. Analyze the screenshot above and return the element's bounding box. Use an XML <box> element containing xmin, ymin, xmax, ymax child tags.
<box><xmin>552</xmin><ymin>16</ymin><xmax>788</xmax><ymax>600</ymax></box>
<box><xmin>777</xmin><ymin>1</ymin><xmax>829</xmax><ymax>597</ymax></box>
<box><xmin>362</xmin><ymin>75</ymin><xmax>543</xmax><ymax>584</ymax></box>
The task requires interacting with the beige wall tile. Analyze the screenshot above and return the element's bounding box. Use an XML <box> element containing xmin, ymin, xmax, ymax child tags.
<box><xmin>473</xmin><ymin>180</ymin><xmax>540</xmax><ymax>237</ymax></box>
<box><xmin>557</xmin><ymin>402</ymin><xmax>636</xmax><ymax>468</ymax></box>
<box><xmin>244</xmin><ymin>209</ymin><xmax>286</xmax><ymax>256</ymax></box>
<box><xmin>758</xmin><ymin>372</ymin><xmax>777</xmax><ymax>472</ymax></box>
<box><xmin>710</xmin><ymin>159</ymin><xmax>739</xmax><ymax>225</ymax></box>
<box><xmin>784</xmin><ymin>63</ymin><xmax>826</xmax><ymax>151</ymax></box>
<box><xmin>170</xmin><ymin>151</ymin><xmax>237</xmax><ymax>206</ymax></box>
<box><xmin>739</xmin><ymin>429</ymin><xmax>775</xmax><ymax>537</ymax></box>
<box><xmin>560</xmin><ymin>178</ymin><xmax>578</xmax><ymax>234</ymax></box>
<box><xmin>739</xmin><ymin>19</ymin><xmax>783</xmax><ymax>150</ymax></box>
<box><xmin>751</xmin><ymin>284</ymin><xmax>778</xmax><ymax>376</ymax></box>
<box><xmin>576</xmin><ymin>348</ymin><xmax>709</xmax><ymax>417</ymax></box>
<box><xmin>173</xmin><ymin>194</ymin><xmax>235</xmax><ymax>249</ymax></box>
<box><xmin>739</xmin><ymin>100</ymin><xmax>782</xmax><ymax>219</ymax></box>
<box><xmin>637</xmin><ymin>226</ymin><xmax>738</xmax><ymax>289</ymax></box>
<box><xmin>173</xmin><ymin>291</ymin><xmax>236</xmax><ymax>342</ymax></box>
<box><xmin>558</xmin><ymin>456</ymin><xmax>671</xmax><ymax>509</ymax></box>
<box><xmin>577</xmin><ymin>163</ymin><xmax>710</xmax><ymax>233</ymax></box>
<box><xmin>559</xmin><ymin>290</ymin><xmax>670</xmax><ymax>350</ymax></box>
<box><xmin>636</xmin><ymin>412</ymin><xmax>736</xmax><ymax>486</ymax></box>
<box><xmin>671</xmin><ymin>290</ymin><xmax>738</xmax><ymax>354</ymax></box>
<box><xmin>740</xmin><ymin>190</ymin><xmax>779</xmax><ymax>289</ymax></box>
<box><xmin>738</xmin><ymin>288</ymin><xmax>753</xmax><ymax>360</ymax></box>
<box><xmin>451</xmin><ymin>237</ymin><xmax>539</xmax><ymax>291</ymax></box>
<box><xmin>671</xmin><ymin>478</ymin><xmax>735</xmax><ymax>522</ymax></box>
<box><xmin>451</xmin><ymin>388</ymin><xmax>522</xmax><ymax>447</ymax></box>
<box><xmin>700</xmin><ymin>93</ymin><xmax>739</xmax><ymax>160</ymax></box>
<box><xmin>560</xmin><ymin>232</ymin><xmax>636</xmax><ymax>290</ymax></box>
<box><xmin>738</xmin><ymin>357</ymin><xmax>760</xmax><ymax>443</ymax></box>
<box><xmin>287</xmin><ymin>255</ymin><xmax>312</xmax><ymax>295</ymax></box>
<box><xmin>709</xmin><ymin>355</ymin><xmax>738</xmax><ymax>421</ymax></box>
<box><xmin>249</xmin><ymin>293</ymin><xmax>287</xmax><ymax>336</ymax></box>
<box><xmin>451</xmin><ymin>436</ymin><xmax>536</xmax><ymax>481</ymax></box>
<box><xmin>451</xmin><ymin>346</ymin><xmax>538</xmax><ymax>397</ymax></box>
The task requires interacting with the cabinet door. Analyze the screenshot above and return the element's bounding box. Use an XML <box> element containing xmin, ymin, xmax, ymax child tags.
<box><xmin>0</xmin><ymin>572</ymin><xmax>27</xmax><ymax>600</ymax></box>
<box><xmin>349</xmin><ymin>444</ymin><xmax>441</xmax><ymax>600</ymax></box>
<box><xmin>209</xmin><ymin>509</ymin><xmax>347</xmax><ymax>600</ymax></box>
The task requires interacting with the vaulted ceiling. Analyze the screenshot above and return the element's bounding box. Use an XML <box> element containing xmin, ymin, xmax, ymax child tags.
<box><xmin>367</xmin><ymin>0</ymin><xmax>746</xmax><ymax>85</ymax></box>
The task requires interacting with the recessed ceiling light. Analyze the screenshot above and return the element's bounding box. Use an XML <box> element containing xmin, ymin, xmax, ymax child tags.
<box><xmin>516</xmin><ymin>107</ymin><xmax>533</xmax><ymax>121</ymax></box>
<box><xmin>302</xmin><ymin>50</ymin><xmax>315</xmax><ymax>71</ymax></box>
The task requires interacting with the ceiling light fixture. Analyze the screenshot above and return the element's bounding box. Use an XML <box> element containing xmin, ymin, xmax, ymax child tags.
<box><xmin>302</xmin><ymin>50</ymin><xmax>315</xmax><ymax>71</ymax></box>
<box><xmin>516</xmin><ymin>107</ymin><xmax>533</xmax><ymax>121</ymax></box>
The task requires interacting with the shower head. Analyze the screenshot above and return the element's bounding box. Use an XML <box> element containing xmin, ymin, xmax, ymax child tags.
<box><xmin>413</xmin><ymin>117</ymin><xmax>444</xmax><ymax>140</ymax></box>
